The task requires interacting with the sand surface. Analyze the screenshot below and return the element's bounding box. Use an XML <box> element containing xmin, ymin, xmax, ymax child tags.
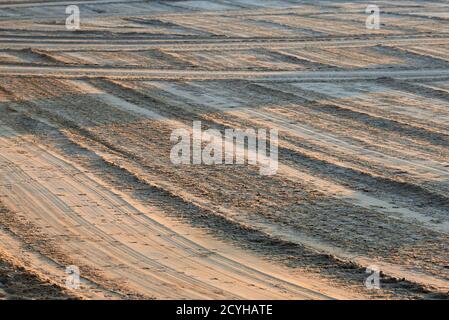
<box><xmin>0</xmin><ymin>0</ymin><xmax>448</xmax><ymax>300</ymax></box>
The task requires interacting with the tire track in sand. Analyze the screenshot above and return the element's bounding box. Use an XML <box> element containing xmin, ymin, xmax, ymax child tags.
<box><xmin>0</xmin><ymin>122</ymin><xmax>343</xmax><ymax>299</ymax></box>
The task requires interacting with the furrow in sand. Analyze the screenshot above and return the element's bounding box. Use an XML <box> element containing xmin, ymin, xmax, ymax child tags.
<box><xmin>1</xmin><ymin>65</ymin><xmax>449</xmax><ymax>81</ymax></box>
<box><xmin>1</xmin><ymin>36</ymin><xmax>448</xmax><ymax>52</ymax></box>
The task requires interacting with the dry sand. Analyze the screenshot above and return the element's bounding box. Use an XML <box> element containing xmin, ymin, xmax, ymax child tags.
<box><xmin>0</xmin><ymin>0</ymin><xmax>448</xmax><ymax>300</ymax></box>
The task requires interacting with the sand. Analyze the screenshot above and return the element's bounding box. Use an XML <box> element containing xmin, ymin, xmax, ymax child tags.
<box><xmin>0</xmin><ymin>0</ymin><xmax>448</xmax><ymax>300</ymax></box>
